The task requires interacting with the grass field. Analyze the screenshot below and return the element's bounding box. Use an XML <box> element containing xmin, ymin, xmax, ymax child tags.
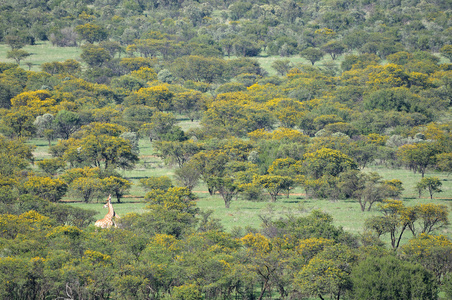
<box><xmin>29</xmin><ymin>137</ymin><xmax>452</xmax><ymax>246</ymax></box>
<box><xmin>0</xmin><ymin>42</ymin><xmax>340</xmax><ymax>76</ymax></box>
<box><xmin>0</xmin><ymin>41</ymin><xmax>81</xmax><ymax>72</ymax></box>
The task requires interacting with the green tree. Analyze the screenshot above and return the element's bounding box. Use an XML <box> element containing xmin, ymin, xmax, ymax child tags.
<box><xmin>351</xmin><ymin>255</ymin><xmax>437</xmax><ymax>300</ymax></box>
<box><xmin>153</xmin><ymin>140</ymin><xmax>201</xmax><ymax>167</ymax></box>
<box><xmin>436</xmin><ymin>152</ymin><xmax>452</xmax><ymax>174</ymax></box>
<box><xmin>79</xmin><ymin>134</ymin><xmax>139</xmax><ymax>170</ymax></box>
<box><xmin>190</xmin><ymin>150</ymin><xmax>229</xmax><ymax>195</ymax></box>
<box><xmin>122</xmin><ymin>187</ymin><xmax>200</xmax><ymax>237</ymax></box>
<box><xmin>75</xmin><ymin>23</ymin><xmax>108</xmax><ymax>44</ymax></box>
<box><xmin>173</xmin><ymin>90</ymin><xmax>205</xmax><ymax>121</ymax></box>
<box><xmin>302</xmin><ymin>148</ymin><xmax>357</xmax><ymax>179</ymax></box>
<box><xmin>6</xmin><ymin>49</ymin><xmax>31</xmax><ymax>65</ymax></box>
<box><xmin>254</xmin><ymin>174</ymin><xmax>294</xmax><ymax>202</ymax></box>
<box><xmin>440</xmin><ymin>45</ymin><xmax>452</xmax><ymax>62</ymax></box>
<box><xmin>208</xmin><ymin>176</ymin><xmax>239</xmax><ymax>208</ymax></box>
<box><xmin>338</xmin><ymin>171</ymin><xmax>398</xmax><ymax>211</ymax></box>
<box><xmin>320</xmin><ymin>40</ymin><xmax>346</xmax><ymax>60</ymax></box>
<box><xmin>401</xmin><ymin>234</ymin><xmax>452</xmax><ymax>283</ymax></box>
<box><xmin>1</xmin><ymin>108</ymin><xmax>36</xmax><ymax>138</ymax></box>
<box><xmin>271</xmin><ymin>59</ymin><xmax>292</xmax><ymax>76</ymax></box>
<box><xmin>295</xmin><ymin>244</ymin><xmax>356</xmax><ymax>300</ymax></box>
<box><xmin>22</xmin><ymin>176</ymin><xmax>68</xmax><ymax>202</ymax></box>
<box><xmin>365</xmin><ymin>200</ymin><xmax>414</xmax><ymax>249</ymax></box>
<box><xmin>397</xmin><ymin>142</ymin><xmax>438</xmax><ymax>177</ymax></box>
<box><xmin>80</xmin><ymin>44</ymin><xmax>111</xmax><ymax>67</ymax></box>
<box><xmin>416</xmin><ymin>176</ymin><xmax>442</xmax><ymax>199</ymax></box>
<box><xmin>69</xmin><ymin>176</ymin><xmax>103</xmax><ymax>202</ymax></box>
<box><xmin>40</xmin><ymin>61</ymin><xmax>65</xmax><ymax>75</ymax></box>
<box><xmin>300</xmin><ymin>47</ymin><xmax>324</xmax><ymax>65</ymax></box>
<box><xmin>140</xmin><ymin>112</ymin><xmax>181</xmax><ymax>142</ymax></box>
<box><xmin>173</xmin><ymin>161</ymin><xmax>201</xmax><ymax>191</ymax></box>
<box><xmin>102</xmin><ymin>176</ymin><xmax>132</xmax><ymax>203</ymax></box>
<box><xmin>171</xmin><ymin>55</ymin><xmax>228</xmax><ymax>83</ymax></box>
<box><xmin>140</xmin><ymin>176</ymin><xmax>173</xmax><ymax>192</ymax></box>
<box><xmin>53</xmin><ymin>110</ymin><xmax>80</xmax><ymax>139</ymax></box>
<box><xmin>36</xmin><ymin>158</ymin><xmax>66</xmax><ymax>176</ymax></box>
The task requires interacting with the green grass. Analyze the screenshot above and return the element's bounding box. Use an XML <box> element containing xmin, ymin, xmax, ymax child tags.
<box><xmin>0</xmin><ymin>41</ymin><xmax>81</xmax><ymax>72</ymax></box>
<box><xmin>28</xmin><ymin>137</ymin><xmax>452</xmax><ymax>241</ymax></box>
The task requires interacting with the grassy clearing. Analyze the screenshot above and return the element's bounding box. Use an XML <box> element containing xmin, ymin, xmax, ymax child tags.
<box><xmin>28</xmin><ymin>137</ymin><xmax>452</xmax><ymax>243</ymax></box>
<box><xmin>0</xmin><ymin>41</ymin><xmax>81</xmax><ymax>72</ymax></box>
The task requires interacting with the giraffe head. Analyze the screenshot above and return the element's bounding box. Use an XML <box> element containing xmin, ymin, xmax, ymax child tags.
<box><xmin>103</xmin><ymin>194</ymin><xmax>112</xmax><ymax>208</ymax></box>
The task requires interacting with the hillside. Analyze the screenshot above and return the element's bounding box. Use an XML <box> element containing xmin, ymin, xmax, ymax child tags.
<box><xmin>0</xmin><ymin>0</ymin><xmax>452</xmax><ymax>299</ymax></box>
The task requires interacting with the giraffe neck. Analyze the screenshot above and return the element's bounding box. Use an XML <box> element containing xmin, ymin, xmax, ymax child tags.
<box><xmin>106</xmin><ymin>201</ymin><xmax>115</xmax><ymax>219</ymax></box>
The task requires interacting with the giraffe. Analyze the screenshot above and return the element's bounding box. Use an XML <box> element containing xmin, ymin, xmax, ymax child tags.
<box><xmin>94</xmin><ymin>195</ymin><xmax>120</xmax><ymax>228</ymax></box>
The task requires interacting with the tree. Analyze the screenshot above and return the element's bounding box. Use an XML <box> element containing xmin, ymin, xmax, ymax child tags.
<box><xmin>140</xmin><ymin>112</ymin><xmax>180</xmax><ymax>141</ymax></box>
<box><xmin>153</xmin><ymin>140</ymin><xmax>201</xmax><ymax>167</ymax></box>
<box><xmin>41</xmin><ymin>61</ymin><xmax>65</xmax><ymax>75</ymax></box>
<box><xmin>34</xmin><ymin>113</ymin><xmax>55</xmax><ymax>145</ymax></box>
<box><xmin>271</xmin><ymin>59</ymin><xmax>292</xmax><ymax>76</ymax></box>
<box><xmin>397</xmin><ymin>142</ymin><xmax>438</xmax><ymax>177</ymax></box>
<box><xmin>408</xmin><ymin>203</ymin><xmax>449</xmax><ymax>237</ymax></box>
<box><xmin>69</xmin><ymin>177</ymin><xmax>103</xmax><ymax>202</ymax></box>
<box><xmin>36</xmin><ymin>158</ymin><xmax>66</xmax><ymax>176</ymax></box>
<box><xmin>171</xmin><ymin>55</ymin><xmax>228</xmax><ymax>83</ymax></box>
<box><xmin>173</xmin><ymin>161</ymin><xmax>201</xmax><ymax>191</ymax></box>
<box><xmin>365</xmin><ymin>200</ymin><xmax>414</xmax><ymax>249</ymax></box>
<box><xmin>295</xmin><ymin>244</ymin><xmax>356</xmax><ymax>300</ymax></box>
<box><xmin>302</xmin><ymin>148</ymin><xmax>357</xmax><ymax>179</ymax></box>
<box><xmin>239</xmin><ymin>232</ymin><xmax>293</xmax><ymax>300</ymax></box>
<box><xmin>254</xmin><ymin>174</ymin><xmax>294</xmax><ymax>202</ymax></box>
<box><xmin>140</xmin><ymin>176</ymin><xmax>173</xmax><ymax>192</ymax></box>
<box><xmin>190</xmin><ymin>150</ymin><xmax>229</xmax><ymax>195</ymax></box>
<box><xmin>351</xmin><ymin>255</ymin><xmax>437</xmax><ymax>300</ymax></box>
<box><xmin>102</xmin><ymin>176</ymin><xmax>132</xmax><ymax>203</ymax></box>
<box><xmin>1</xmin><ymin>108</ymin><xmax>36</xmax><ymax>138</ymax></box>
<box><xmin>173</xmin><ymin>90</ymin><xmax>205</xmax><ymax>121</ymax></box>
<box><xmin>79</xmin><ymin>134</ymin><xmax>139</xmax><ymax>170</ymax></box>
<box><xmin>5</xmin><ymin>35</ymin><xmax>26</xmax><ymax>50</ymax></box>
<box><xmin>75</xmin><ymin>23</ymin><xmax>108</xmax><ymax>44</ymax></box>
<box><xmin>436</xmin><ymin>152</ymin><xmax>452</xmax><ymax>175</ymax></box>
<box><xmin>416</xmin><ymin>177</ymin><xmax>442</xmax><ymax>199</ymax></box>
<box><xmin>6</xmin><ymin>49</ymin><xmax>31</xmax><ymax>65</ymax></box>
<box><xmin>320</xmin><ymin>40</ymin><xmax>346</xmax><ymax>60</ymax></box>
<box><xmin>22</xmin><ymin>176</ymin><xmax>68</xmax><ymax>202</ymax></box>
<box><xmin>80</xmin><ymin>44</ymin><xmax>111</xmax><ymax>68</ymax></box>
<box><xmin>53</xmin><ymin>110</ymin><xmax>80</xmax><ymax>139</ymax></box>
<box><xmin>339</xmin><ymin>170</ymin><xmax>402</xmax><ymax>212</ymax></box>
<box><xmin>440</xmin><ymin>45</ymin><xmax>452</xmax><ymax>61</ymax></box>
<box><xmin>401</xmin><ymin>234</ymin><xmax>452</xmax><ymax>283</ymax></box>
<box><xmin>300</xmin><ymin>47</ymin><xmax>324</xmax><ymax>65</ymax></box>
<box><xmin>208</xmin><ymin>176</ymin><xmax>239</xmax><ymax>208</ymax></box>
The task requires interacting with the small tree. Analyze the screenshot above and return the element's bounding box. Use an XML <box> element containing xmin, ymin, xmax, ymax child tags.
<box><xmin>440</xmin><ymin>45</ymin><xmax>452</xmax><ymax>61</ymax></box>
<box><xmin>254</xmin><ymin>174</ymin><xmax>294</xmax><ymax>202</ymax></box>
<box><xmin>140</xmin><ymin>176</ymin><xmax>173</xmax><ymax>192</ymax></box>
<box><xmin>271</xmin><ymin>59</ymin><xmax>292</xmax><ymax>76</ymax></box>
<box><xmin>208</xmin><ymin>176</ymin><xmax>239</xmax><ymax>208</ymax></box>
<box><xmin>300</xmin><ymin>47</ymin><xmax>324</xmax><ymax>65</ymax></box>
<box><xmin>416</xmin><ymin>177</ymin><xmax>442</xmax><ymax>199</ymax></box>
<box><xmin>102</xmin><ymin>176</ymin><xmax>132</xmax><ymax>203</ymax></box>
<box><xmin>69</xmin><ymin>177</ymin><xmax>103</xmax><ymax>202</ymax></box>
<box><xmin>36</xmin><ymin>158</ymin><xmax>66</xmax><ymax>176</ymax></box>
<box><xmin>6</xmin><ymin>49</ymin><xmax>31</xmax><ymax>65</ymax></box>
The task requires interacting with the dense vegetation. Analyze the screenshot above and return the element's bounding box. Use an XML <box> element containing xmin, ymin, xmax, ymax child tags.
<box><xmin>1</xmin><ymin>0</ymin><xmax>452</xmax><ymax>299</ymax></box>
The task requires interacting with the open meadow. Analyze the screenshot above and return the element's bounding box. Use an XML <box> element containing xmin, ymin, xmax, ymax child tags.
<box><xmin>29</xmin><ymin>136</ymin><xmax>452</xmax><ymax>245</ymax></box>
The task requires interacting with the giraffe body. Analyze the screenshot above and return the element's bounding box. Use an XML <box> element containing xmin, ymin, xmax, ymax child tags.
<box><xmin>95</xmin><ymin>195</ymin><xmax>119</xmax><ymax>228</ymax></box>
